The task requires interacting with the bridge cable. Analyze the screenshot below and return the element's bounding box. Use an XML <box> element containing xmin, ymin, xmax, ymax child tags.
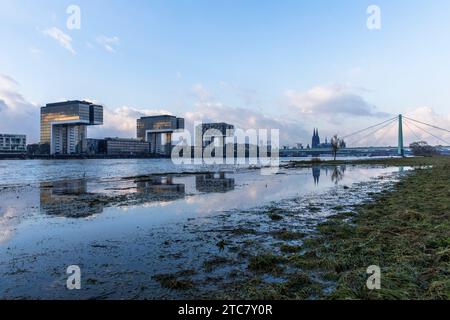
<box><xmin>347</xmin><ymin>118</ymin><xmax>397</xmax><ymax>147</ymax></box>
<box><xmin>352</xmin><ymin>118</ymin><xmax>397</xmax><ymax>147</ymax></box>
<box><xmin>341</xmin><ymin>115</ymin><xmax>398</xmax><ymax>140</ymax></box>
<box><xmin>403</xmin><ymin>116</ymin><xmax>450</xmax><ymax>134</ymax></box>
<box><xmin>347</xmin><ymin>118</ymin><xmax>396</xmax><ymax>147</ymax></box>
<box><xmin>373</xmin><ymin>119</ymin><xmax>399</xmax><ymax>146</ymax></box>
<box><xmin>403</xmin><ymin>119</ymin><xmax>422</xmax><ymax>142</ymax></box>
<box><xmin>404</xmin><ymin>119</ymin><xmax>450</xmax><ymax>146</ymax></box>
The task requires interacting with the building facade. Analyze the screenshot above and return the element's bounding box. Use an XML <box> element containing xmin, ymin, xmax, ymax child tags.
<box><xmin>197</xmin><ymin>123</ymin><xmax>235</xmax><ymax>148</ymax></box>
<box><xmin>137</xmin><ymin>115</ymin><xmax>184</xmax><ymax>155</ymax></box>
<box><xmin>0</xmin><ymin>134</ymin><xmax>26</xmax><ymax>153</ymax></box>
<box><xmin>102</xmin><ymin>138</ymin><xmax>150</xmax><ymax>155</ymax></box>
<box><xmin>40</xmin><ymin>101</ymin><xmax>103</xmax><ymax>155</ymax></box>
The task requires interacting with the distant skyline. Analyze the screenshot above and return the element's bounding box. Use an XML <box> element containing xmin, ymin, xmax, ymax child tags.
<box><xmin>1</xmin><ymin>0</ymin><xmax>450</xmax><ymax>146</ymax></box>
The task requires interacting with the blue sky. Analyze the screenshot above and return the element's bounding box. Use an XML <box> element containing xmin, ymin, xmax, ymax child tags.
<box><xmin>1</xmin><ymin>0</ymin><xmax>450</xmax><ymax>145</ymax></box>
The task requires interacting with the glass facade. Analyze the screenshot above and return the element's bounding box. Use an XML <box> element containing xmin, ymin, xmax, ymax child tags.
<box><xmin>136</xmin><ymin>115</ymin><xmax>184</xmax><ymax>140</ymax></box>
<box><xmin>136</xmin><ymin>115</ymin><xmax>185</xmax><ymax>155</ymax></box>
<box><xmin>197</xmin><ymin>123</ymin><xmax>235</xmax><ymax>148</ymax></box>
<box><xmin>40</xmin><ymin>101</ymin><xmax>103</xmax><ymax>155</ymax></box>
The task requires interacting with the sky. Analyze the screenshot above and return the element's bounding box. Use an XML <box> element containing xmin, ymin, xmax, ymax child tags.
<box><xmin>1</xmin><ymin>0</ymin><xmax>450</xmax><ymax>146</ymax></box>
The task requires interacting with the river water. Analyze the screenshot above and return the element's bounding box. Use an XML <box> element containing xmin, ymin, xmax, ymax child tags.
<box><xmin>0</xmin><ymin>158</ymin><xmax>409</xmax><ymax>299</ymax></box>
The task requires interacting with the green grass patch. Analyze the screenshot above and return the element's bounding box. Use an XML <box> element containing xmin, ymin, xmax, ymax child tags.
<box><xmin>248</xmin><ymin>253</ymin><xmax>285</xmax><ymax>273</ymax></box>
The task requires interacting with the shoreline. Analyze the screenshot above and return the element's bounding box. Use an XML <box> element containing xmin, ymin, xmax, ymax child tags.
<box><xmin>222</xmin><ymin>156</ymin><xmax>450</xmax><ymax>299</ymax></box>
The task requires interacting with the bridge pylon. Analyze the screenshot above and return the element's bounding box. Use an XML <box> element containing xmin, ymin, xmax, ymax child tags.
<box><xmin>398</xmin><ymin>114</ymin><xmax>405</xmax><ymax>157</ymax></box>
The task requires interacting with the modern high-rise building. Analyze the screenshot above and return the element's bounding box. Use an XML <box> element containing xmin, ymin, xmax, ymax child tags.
<box><xmin>40</xmin><ymin>101</ymin><xmax>103</xmax><ymax>155</ymax></box>
<box><xmin>137</xmin><ymin>115</ymin><xmax>184</xmax><ymax>155</ymax></box>
<box><xmin>196</xmin><ymin>123</ymin><xmax>235</xmax><ymax>148</ymax></box>
<box><xmin>0</xmin><ymin>134</ymin><xmax>27</xmax><ymax>153</ymax></box>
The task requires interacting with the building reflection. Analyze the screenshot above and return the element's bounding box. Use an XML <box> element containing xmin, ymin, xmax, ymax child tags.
<box><xmin>312</xmin><ymin>166</ymin><xmax>321</xmax><ymax>185</ymax></box>
<box><xmin>39</xmin><ymin>173</ymin><xmax>237</xmax><ymax>218</ymax></box>
<box><xmin>40</xmin><ymin>179</ymin><xmax>104</xmax><ymax>217</ymax></box>
<box><xmin>195</xmin><ymin>173</ymin><xmax>235</xmax><ymax>193</ymax></box>
<box><xmin>135</xmin><ymin>176</ymin><xmax>185</xmax><ymax>200</ymax></box>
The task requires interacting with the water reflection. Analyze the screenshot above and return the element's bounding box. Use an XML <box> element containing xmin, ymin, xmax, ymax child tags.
<box><xmin>40</xmin><ymin>179</ymin><xmax>104</xmax><ymax>217</ymax></box>
<box><xmin>37</xmin><ymin>167</ymin><xmax>354</xmax><ymax>218</ymax></box>
<box><xmin>39</xmin><ymin>173</ymin><xmax>236</xmax><ymax>218</ymax></box>
<box><xmin>195</xmin><ymin>173</ymin><xmax>235</xmax><ymax>193</ymax></box>
<box><xmin>136</xmin><ymin>176</ymin><xmax>185</xmax><ymax>199</ymax></box>
<box><xmin>311</xmin><ymin>165</ymin><xmax>347</xmax><ymax>186</ymax></box>
<box><xmin>312</xmin><ymin>166</ymin><xmax>321</xmax><ymax>185</ymax></box>
<box><xmin>331</xmin><ymin>166</ymin><xmax>346</xmax><ymax>185</ymax></box>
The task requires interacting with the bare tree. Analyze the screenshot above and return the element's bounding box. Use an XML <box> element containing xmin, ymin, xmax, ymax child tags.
<box><xmin>330</xmin><ymin>135</ymin><xmax>346</xmax><ymax>161</ymax></box>
<box><xmin>409</xmin><ymin>141</ymin><xmax>440</xmax><ymax>157</ymax></box>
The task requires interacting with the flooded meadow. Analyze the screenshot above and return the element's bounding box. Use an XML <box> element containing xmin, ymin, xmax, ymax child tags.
<box><xmin>0</xmin><ymin>159</ymin><xmax>410</xmax><ymax>299</ymax></box>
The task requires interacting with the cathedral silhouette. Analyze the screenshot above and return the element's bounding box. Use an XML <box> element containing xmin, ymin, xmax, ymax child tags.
<box><xmin>311</xmin><ymin>129</ymin><xmax>331</xmax><ymax>149</ymax></box>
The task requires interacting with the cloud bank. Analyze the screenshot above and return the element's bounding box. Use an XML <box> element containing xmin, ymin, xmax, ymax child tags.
<box><xmin>286</xmin><ymin>84</ymin><xmax>390</xmax><ymax>118</ymax></box>
<box><xmin>1</xmin><ymin>74</ymin><xmax>449</xmax><ymax>147</ymax></box>
<box><xmin>0</xmin><ymin>75</ymin><xmax>40</xmax><ymax>142</ymax></box>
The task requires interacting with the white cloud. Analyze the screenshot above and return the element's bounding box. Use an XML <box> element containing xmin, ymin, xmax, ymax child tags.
<box><xmin>89</xmin><ymin>106</ymin><xmax>172</xmax><ymax>139</ymax></box>
<box><xmin>1</xmin><ymin>75</ymin><xmax>448</xmax><ymax>148</ymax></box>
<box><xmin>403</xmin><ymin>107</ymin><xmax>450</xmax><ymax>145</ymax></box>
<box><xmin>184</xmin><ymin>102</ymin><xmax>308</xmax><ymax>145</ymax></box>
<box><xmin>42</xmin><ymin>27</ymin><xmax>75</xmax><ymax>54</ymax></box>
<box><xmin>91</xmin><ymin>84</ymin><xmax>308</xmax><ymax>145</ymax></box>
<box><xmin>186</xmin><ymin>84</ymin><xmax>307</xmax><ymax>144</ymax></box>
<box><xmin>96</xmin><ymin>35</ymin><xmax>120</xmax><ymax>53</ymax></box>
<box><xmin>285</xmin><ymin>84</ymin><xmax>389</xmax><ymax>118</ymax></box>
<box><xmin>0</xmin><ymin>74</ymin><xmax>40</xmax><ymax>142</ymax></box>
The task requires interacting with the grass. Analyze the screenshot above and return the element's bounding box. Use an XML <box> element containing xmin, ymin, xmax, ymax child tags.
<box><xmin>287</xmin><ymin>156</ymin><xmax>448</xmax><ymax>167</ymax></box>
<box><xmin>248</xmin><ymin>254</ymin><xmax>285</xmax><ymax>273</ymax></box>
<box><xmin>272</xmin><ymin>230</ymin><xmax>306</xmax><ymax>241</ymax></box>
<box><xmin>280</xmin><ymin>244</ymin><xmax>302</xmax><ymax>254</ymax></box>
<box><xmin>234</xmin><ymin>156</ymin><xmax>450</xmax><ymax>300</ymax></box>
<box><xmin>153</xmin><ymin>273</ymin><xmax>195</xmax><ymax>290</ymax></box>
<box><xmin>203</xmin><ymin>256</ymin><xmax>231</xmax><ymax>272</ymax></box>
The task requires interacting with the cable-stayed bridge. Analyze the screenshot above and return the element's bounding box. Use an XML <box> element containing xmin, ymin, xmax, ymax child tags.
<box><xmin>280</xmin><ymin>115</ymin><xmax>450</xmax><ymax>157</ymax></box>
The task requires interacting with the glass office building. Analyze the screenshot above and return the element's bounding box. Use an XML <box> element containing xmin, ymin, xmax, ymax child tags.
<box><xmin>40</xmin><ymin>101</ymin><xmax>103</xmax><ymax>155</ymax></box>
<box><xmin>197</xmin><ymin>123</ymin><xmax>235</xmax><ymax>148</ymax></box>
<box><xmin>137</xmin><ymin>115</ymin><xmax>184</xmax><ymax>155</ymax></box>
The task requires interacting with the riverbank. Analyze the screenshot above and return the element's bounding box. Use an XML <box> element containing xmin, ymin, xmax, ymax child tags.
<box><xmin>286</xmin><ymin>155</ymin><xmax>449</xmax><ymax>167</ymax></box>
<box><xmin>226</xmin><ymin>156</ymin><xmax>450</xmax><ymax>299</ymax></box>
<box><xmin>0</xmin><ymin>154</ymin><xmax>169</xmax><ymax>160</ymax></box>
